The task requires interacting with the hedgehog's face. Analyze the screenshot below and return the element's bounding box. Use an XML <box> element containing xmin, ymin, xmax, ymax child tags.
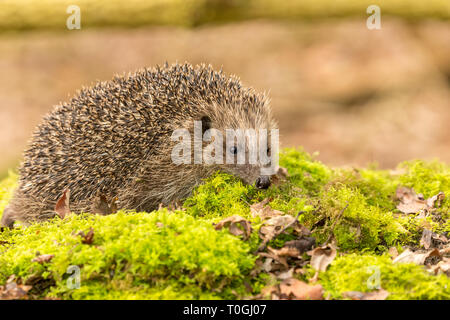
<box><xmin>223</xmin><ymin>160</ymin><xmax>273</xmax><ymax>190</ymax></box>
<box><xmin>219</xmin><ymin>135</ymin><xmax>275</xmax><ymax>189</ymax></box>
<box><xmin>199</xmin><ymin>111</ymin><xmax>278</xmax><ymax>190</ymax></box>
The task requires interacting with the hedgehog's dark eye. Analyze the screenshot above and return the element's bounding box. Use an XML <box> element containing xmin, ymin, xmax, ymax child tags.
<box><xmin>230</xmin><ymin>146</ymin><xmax>238</xmax><ymax>155</ymax></box>
<box><xmin>201</xmin><ymin>116</ymin><xmax>211</xmax><ymax>135</ymax></box>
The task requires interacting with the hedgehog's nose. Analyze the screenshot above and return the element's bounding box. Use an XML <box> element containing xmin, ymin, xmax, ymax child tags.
<box><xmin>255</xmin><ymin>176</ymin><xmax>271</xmax><ymax>189</ymax></box>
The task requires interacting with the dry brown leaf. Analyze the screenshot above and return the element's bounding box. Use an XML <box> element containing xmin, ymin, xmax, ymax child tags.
<box><xmin>250</xmin><ymin>199</ymin><xmax>283</xmax><ymax>220</ymax></box>
<box><xmin>277</xmin><ymin>268</ymin><xmax>294</xmax><ymax>281</ymax></box>
<box><xmin>343</xmin><ymin>289</ymin><xmax>389</xmax><ymax>300</ymax></box>
<box><xmin>271</xmin><ymin>167</ymin><xmax>290</xmax><ymax>186</ymax></box>
<box><xmin>428</xmin><ymin>257</ymin><xmax>450</xmax><ymax>276</ymax></box>
<box><xmin>267</xmin><ymin>237</ymin><xmax>316</xmax><ymax>260</ymax></box>
<box><xmin>54</xmin><ymin>189</ymin><xmax>71</xmax><ymax>219</ymax></box>
<box><xmin>259</xmin><ymin>248</ymin><xmax>289</xmax><ymax>269</ymax></box>
<box><xmin>279</xmin><ymin>278</ymin><xmax>323</xmax><ymax>300</ymax></box>
<box><xmin>420</xmin><ymin>229</ymin><xmax>433</xmax><ymax>249</ymax></box>
<box><xmin>397</xmin><ymin>203</ymin><xmax>427</xmax><ymax>215</ymax></box>
<box><xmin>267</xmin><ymin>215</ymin><xmax>297</xmax><ymax>227</ymax></box>
<box><xmin>307</xmin><ymin>243</ymin><xmax>337</xmax><ymax>272</ymax></box>
<box><xmin>259</xmin><ymin>215</ymin><xmax>297</xmax><ymax>241</ymax></box>
<box><xmin>271</xmin><ymin>246</ymin><xmax>302</xmax><ymax>258</ymax></box>
<box><xmin>396</xmin><ymin>186</ymin><xmax>421</xmax><ymax>204</ymax></box>
<box><xmin>262</xmin><ymin>258</ymin><xmax>274</xmax><ymax>272</ymax></box>
<box><xmin>91</xmin><ymin>193</ymin><xmax>118</xmax><ymax>215</ymax></box>
<box><xmin>419</xmin><ymin>230</ymin><xmax>448</xmax><ymax>250</ymax></box>
<box><xmin>258</xmin><ymin>214</ymin><xmax>303</xmax><ymax>246</ymax></box>
<box><xmin>257</xmin><ymin>238</ymin><xmax>315</xmax><ymax>274</ymax></box>
<box><xmin>426</xmin><ymin>192</ymin><xmax>445</xmax><ymax>208</ymax></box>
<box><xmin>440</xmin><ymin>244</ymin><xmax>450</xmax><ymax>255</ymax></box>
<box><xmin>396</xmin><ymin>187</ymin><xmax>445</xmax><ymax>214</ymax></box>
<box><xmin>0</xmin><ymin>276</ymin><xmax>32</xmax><ymax>300</ymax></box>
<box><xmin>284</xmin><ymin>237</ymin><xmax>316</xmax><ymax>255</ymax></box>
<box><xmin>250</xmin><ymin>198</ymin><xmax>270</xmax><ymax>214</ymax></box>
<box><xmin>256</xmin><ymin>211</ymin><xmax>311</xmax><ymax>254</ymax></box>
<box><xmin>32</xmin><ymin>254</ymin><xmax>54</xmax><ymax>264</ymax></box>
<box><xmin>393</xmin><ymin>248</ymin><xmax>441</xmax><ymax>265</ymax></box>
<box><xmin>76</xmin><ymin>228</ymin><xmax>94</xmax><ymax>244</ymax></box>
<box><xmin>214</xmin><ymin>215</ymin><xmax>252</xmax><ymax>240</ymax></box>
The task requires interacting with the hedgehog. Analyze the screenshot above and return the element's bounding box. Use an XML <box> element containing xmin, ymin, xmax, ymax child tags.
<box><xmin>1</xmin><ymin>63</ymin><xmax>278</xmax><ymax>227</ymax></box>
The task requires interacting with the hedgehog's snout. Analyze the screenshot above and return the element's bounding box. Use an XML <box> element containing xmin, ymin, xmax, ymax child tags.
<box><xmin>255</xmin><ymin>176</ymin><xmax>271</xmax><ymax>189</ymax></box>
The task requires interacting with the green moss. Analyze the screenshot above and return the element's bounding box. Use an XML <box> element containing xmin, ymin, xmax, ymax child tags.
<box><xmin>278</xmin><ymin>148</ymin><xmax>332</xmax><ymax>196</ymax></box>
<box><xmin>64</xmin><ymin>280</ymin><xmax>224</xmax><ymax>300</ymax></box>
<box><xmin>321</xmin><ymin>253</ymin><xmax>450</xmax><ymax>300</ymax></box>
<box><xmin>332</xmin><ymin>167</ymin><xmax>399</xmax><ymax>210</ymax></box>
<box><xmin>315</xmin><ymin>185</ymin><xmax>407</xmax><ymax>251</ymax></box>
<box><xmin>398</xmin><ymin>160</ymin><xmax>450</xmax><ymax>198</ymax></box>
<box><xmin>398</xmin><ymin>160</ymin><xmax>450</xmax><ymax>215</ymax></box>
<box><xmin>0</xmin><ymin>210</ymin><xmax>255</xmax><ymax>299</ymax></box>
<box><xmin>183</xmin><ymin>172</ymin><xmax>258</xmax><ymax>220</ymax></box>
<box><xmin>0</xmin><ymin>148</ymin><xmax>448</xmax><ymax>300</ymax></box>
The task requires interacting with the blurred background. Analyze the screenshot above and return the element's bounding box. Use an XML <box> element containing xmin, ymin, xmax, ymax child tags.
<box><xmin>0</xmin><ymin>0</ymin><xmax>449</xmax><ymax>178</ymax></box>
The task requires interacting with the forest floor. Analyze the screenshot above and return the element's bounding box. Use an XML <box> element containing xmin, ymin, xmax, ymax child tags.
<box><xmin>0</xmin><ymin>148</ymin><xmax>448</xmax><ymax>300</ymax></box>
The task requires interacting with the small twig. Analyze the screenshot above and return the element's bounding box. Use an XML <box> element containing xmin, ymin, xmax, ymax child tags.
<box><xmin>240</xmin><ymin>197</ymin><xmax>251</xmax><ymax>207</ymax></box>
<box><xmin>255</xmin><ymin>210</ymin><xmax>305</xmax><ymax>254</ymax></box>
<box><xmin>322</xmin><ymin>203</ymin><xmax>349</xmax><ymax>246</ymax></box>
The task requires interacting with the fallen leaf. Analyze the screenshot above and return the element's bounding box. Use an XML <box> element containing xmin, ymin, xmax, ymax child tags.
<box><xmin>393</xmin><ymin>248</ymin><xmax>441</xmax><ymax>265</ymax></box>
<box><xmin>420</xmin><ymin>229</ymin><xmax>433</xmax><ymax>249</ymax></box>
<box><xmin>76</xmin><ymin>228</ymin><xmax>94</xmax><ymax>244</ymax></box>
<box><xmin>266</xmin><ymin>215</ymin><xmax>297</xmax><ymax>228</ymax></box>
<box><xmin>419</xmin><ymin>231</ymin><xmax>448</xmax><ymax>250</ymax></box>
<box><xmin>277</xmin><ymin>268</ymin><xmax>294</xmax><ymax>281</ymax></box>
<box><xmin>259</xmin><ymin>215</ymin><xmax>298</xmax><ymax>241</ymax></box>
<box><xmin>256</xmin><ymin>211</ymin><xmax>310</xmax><ymax>254</ymax></box>
<box><xmin>271</xmin><ymin>167</ymin><xmax>290</xmax><ymax>186</ymax></box>
<box><xmin>0</xmin><ymin>275</ymin><xmax>32</xmax><ymax>300</ymax></box>
<box><xmin>279</xmin><ymin>278</ymin><xmax>323</xmax><ymax>300</ymax></box>
<box><xmin>396</xmin><ymin>187</ymin><xmax>445</xmax><ymax>214</ymax></box>
<box><xmin>250</xmin><ymin>198</ymin><xmax>270</xmax><ymax>213</ymax></box>
<box><xmin>270</xmin><ymin>246</ymin><xmax>302</xmax><ymax>258</ymax></box>
<box><xmin>396</xmin><ymin>200</ymin><xmax>427</xmax><ymax>215</ymax></box>
<box><xmin>54</xmin><ymin>189</ymin><xmax>71</xmax><ymax>219</ymax></box>
<box><xmin>426</xmin><ymin>192</ymin><xmax>445</xmax><ymax>208</ymax></box>
<box><xmin>260</xmin><ymin>218</ymin><xmax>293</xmax><ymax>238</ymax></box>
<box><xmin>32</xmin><ymin>254</ymin><xmax>54</xmax><ymax>264</ymax></box>
<box><xmin>284</xmin><ymin>237</ymin><xmax>316</xmax><ymax>255</ymax></box>
<box><xmin>250</xmin><ymin>199</ymin><xmax>283</xmax><ymax>220</ymax></box>
<box><xmin>257</xmin><ymin>238</ymin><xmax>314</xmax><ymax>275</ymax></box>
<box><xmin>343</xmin><ymin>289</ymin><xmax>389</xmax><ymax>300</ymax></box>
<box><xmin>259</xmin><ymin>248</ymin><xmax>289</xmax><ymax>269</ymax></box>
<box><xmin>440</xmin><ymin>242</ymin><xmax>450</xmax><ymax>255</ymax></box>
<box><xmin>307</xmin><ymin>243</ymin><xmax>337</xmax><ymax>272</ymax></box>
<box><xmin>214</xmin><ymin>215</ymin><xmax>252</xmax><ymax>240</ymax></box>
<box><xmin>428</xmin><ymin>257</ymin><xmax>450</xmax><ymax>276</ymax></box>
<box><xmin>262</xmin><ymin>258</ymin><xmax>274</xmax><ymax>273</ymax></box>
<box><xmin>91</xmin><ymin>193</ymin><xmax>118</xmax><ymax>215</ymax></box>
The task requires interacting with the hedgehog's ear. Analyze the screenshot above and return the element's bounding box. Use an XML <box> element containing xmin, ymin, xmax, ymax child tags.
<box><xmin>200</xmin><ymin>116</ymin><xmax>211</xmax><ymax>135</ymax></box>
